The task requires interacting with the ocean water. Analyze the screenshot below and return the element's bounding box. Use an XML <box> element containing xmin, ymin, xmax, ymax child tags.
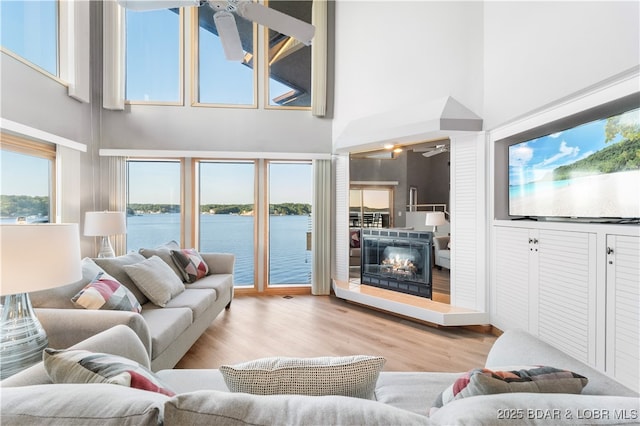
<box><xmin>127</xmin><ymin>213</ymin><xmax>312</xmax><ymax>286</ymax></box>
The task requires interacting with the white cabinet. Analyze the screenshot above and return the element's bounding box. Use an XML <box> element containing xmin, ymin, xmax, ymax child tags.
<box><xmin>606</xmin><ymin>234</ymin><xmax>640</xmax><ymax>391</ymax></box>
<box><xmin>493</xmin><ymin>226</ymin><xmax>597</xmax><ymax>365</ymax></box>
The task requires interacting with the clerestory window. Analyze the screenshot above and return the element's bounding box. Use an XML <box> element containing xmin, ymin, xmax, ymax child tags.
<box><xmin>1</xmin><ymin>0</ymin><xmax>58</xmax><ymax>77</ymax></box>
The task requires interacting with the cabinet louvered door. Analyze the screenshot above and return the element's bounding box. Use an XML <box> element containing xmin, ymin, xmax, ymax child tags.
<box><xmin>536</xmin><ymin>230</ymin><xmax>597</xmax><ymax>366</ymax></box>
<box><xmin>606</xmin><ymin>235</ymin><xmax>640</xmax><ymax>392</ymax></box>
<box><xmin>333</xmin><ymin>155</ymin><xmax>349</xmax><ymax>282</ymax></box>
<box><xmin>493</xmin><ymin>226</ymin><xmax>531</xmax><ymax>331</ymax></box>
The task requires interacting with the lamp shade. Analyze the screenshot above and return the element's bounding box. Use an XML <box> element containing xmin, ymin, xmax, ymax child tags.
<box><xmin>425</xmin><ymin>212</ymin><xmax>448</xmax><ymax>227</ymax></box>
<box><xmin>0</xmin><ymin>223</ymin><xmax>82</xmax><ymax>296</ymax></box>
<box><xmin>84</xmin><ymin>211</ymin><xmax>126</xmax><ymax>236</ymax></box>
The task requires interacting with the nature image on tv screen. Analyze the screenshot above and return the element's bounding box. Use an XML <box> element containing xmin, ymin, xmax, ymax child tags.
<box><xmin>509</xmin><ymin>107</ymin><xmax>640</xmax><ymax>219</ymax></box>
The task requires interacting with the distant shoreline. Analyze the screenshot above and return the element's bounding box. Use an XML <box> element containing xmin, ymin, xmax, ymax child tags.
<box><xmin>510</xmin><ymin>170</ymin><xmax>640</xmax><ymax>218</ymax></box>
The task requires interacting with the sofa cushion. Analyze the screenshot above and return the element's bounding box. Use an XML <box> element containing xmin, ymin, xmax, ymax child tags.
<box><xmin>432</xmin><ymin>366</ymin><xmax>588</xmax><ymax>410</ymax></box>
<box><xmin>95</xmin><ymin>253</ymin><xmax>149</xmax><ymax>305</ymax></box>
<box><xmin>139</xmin><ymin>240</ymin><xmax>184</xmax><ymax>281</ymax></box>
<box><xmin>141</xmin><ymin>306</ymin><xmax>192</xmax><ymax>357</ymax></box>
<box><xmin>220</xmin><ymin>355</ymin><xmax>386</xmax><ymax>399</ymax></box>
<box><xmin>170</xmin><ymin>248</ymin><xmax>209</xmax><ymax>283</ymax></box>
<box><xmin>0</xmin><ymin>384</ymin><xmax>167</xmax><ymax>426</ymax></box>
<box><xmin>43</xmin><ymin>348</ymin><xmax>176</xmax><ymax>396</ymax></box>
<box><xmin>182</xmin><ymin>273</ymin><xmax>233</xmax><ymax>293</ymax></box>
<box><xmin>71</xmin><ymin>271</ymin><xmax>142</xmax><ymax>313</ymax></box>
<box><xmin>375</xmin><ymin>371</ymin><xmax>461</xmax><ymax>416</ymax></box>
<box><xmin>164</xmin><ymin>288</ymin><xmax>217</xmax><ymax>320</ymax></box>
<box><xmin>165</xmin><ymin>390</ymin><xmax>431</xmax><ymax>426</ymax></box>
<box><xmin>124</xmin><ymin>255</ymin><xmax>185</xmax><ymax>307</ymax></box>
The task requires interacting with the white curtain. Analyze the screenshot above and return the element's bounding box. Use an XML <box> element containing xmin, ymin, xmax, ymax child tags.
<box><xmin>103</xmin><ymin>0</ymin><xmax>125</xmax><ymax>110</ymax></box>
<box><xmin>107</xmin><ymin>156</ymin><xmax>128</xmax><ymax>255</ymax></box>
<box><xmin>311</xmin><ymin>0</ymin><xmax>327</xmax><ymax>117</ymax></box>
<box><xmin>312</xmin><ymin>159</ymin><xmax>331</xmax><ymax>295</ymax></box>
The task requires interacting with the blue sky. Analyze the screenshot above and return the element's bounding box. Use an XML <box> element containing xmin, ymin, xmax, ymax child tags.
<box><xmin>508</xmin><ymin>108</ymin><xmax>639</xmax><ymax>186</ymax></box>
<box><xmin>127</xmin><ymin>161</ymin><xmax>312</xmax><ymax>205</ymax></box>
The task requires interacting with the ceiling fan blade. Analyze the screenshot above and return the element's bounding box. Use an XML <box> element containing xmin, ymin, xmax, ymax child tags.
<box><xmin>213</xmin><ymin>11</ymin><xmax>245</xmax><ymax>62</ymax></box>
<box><xmin>117</xmin><ymin>0</ymin><xmax>200</xmax><ymax>11</ymax></box>
<box><xmin>237</xmin><ymin>1</ymin><xmax>315</xmax><ymax>45</ymax></box>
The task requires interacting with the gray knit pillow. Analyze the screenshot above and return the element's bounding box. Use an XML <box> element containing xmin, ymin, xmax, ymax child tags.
<box><xmin>219</xmin><ymin>355</ymin><xmax>386</xmax><ymax>399</ymax></box>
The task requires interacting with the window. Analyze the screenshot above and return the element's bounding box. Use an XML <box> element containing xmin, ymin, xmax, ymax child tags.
<box><xmin>0</xmin><ymin>136</ymin><xmax>55</xmax><ymax>223</ymax></box>
<box><xmin>195</xmin><ymin>6</ymin><xmax>256</xmax><ymax>106</ymax></box>
<box><xmin>267</xmin><ymin>161</ymin><xmax>312</xmax><ymax>286</ymax></box>
<box><xmin>349</xmin><ymin>188</ymin><xmax>393</xmax><ymax>229</ymax></box>
<box><xmin>126</xmin><ymin>160</ymin><xmax>182</xmax><ymax>251</ymax></box>
<box><xmin>0</xmin><ymin>0</ymin><xmax>58</xmax><ymax>76</ymax></box>
<box><xmin>197</xmin><ymin>161</ymin><xmax>255</xmax><ymax>287</ymax></box>
<box><xmin>266</xmin><ymin>0</ymin><xmax>312</xmax><ymax>108</ymax></box>
<box><xmin>125</xmin><ymin>8</ymin><xmax>182</xmax><ymax>103</ymax></box>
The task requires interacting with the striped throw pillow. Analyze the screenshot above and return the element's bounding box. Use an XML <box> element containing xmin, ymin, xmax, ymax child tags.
<box><xmin>71</xmin><ymin>272</ymin><xmax>141</xmax><ymax>313</ymax></box>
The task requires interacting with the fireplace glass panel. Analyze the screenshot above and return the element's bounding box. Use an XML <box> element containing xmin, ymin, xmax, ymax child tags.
<box><xmin>361</xmin><ymin>229</ymin><xmax>432</xmax><ymax>298</ymax></box>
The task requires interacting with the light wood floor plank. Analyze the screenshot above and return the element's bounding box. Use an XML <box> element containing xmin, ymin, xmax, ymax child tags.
<box><xmin>176</xmin><ymin>294</ymin><xmax>496</xmax><ymax>372</ymax></box>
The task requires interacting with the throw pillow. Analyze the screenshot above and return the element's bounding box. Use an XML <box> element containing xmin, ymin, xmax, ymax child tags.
<box><xmin>219</xmin><ymin>355</ymin><xmax>386</xmax><ymax>399</ymax></box>
<box><xmin>139</xmin><ymin>240</ymin><xmax>184</xmax><ymax>281</ymax></box>
<box><xmin>123</xmin><ymin>255</ymin><xmax>185</xmax><ymax>307</ymax></box>
<box><xmin>71</xmin><ymin>271</ymin><xmax>142</xmax><ymax>313</ymax></box>
<box><xmin>43</xmin><ymin>348</ymin><xmax>176</xmax><ymax>396</ymax></box>
<box><xmin>170</xmin><ymin>248</ymin><xmax>209</xmax><ymax>283</ymax></box>
<box><xmin>432</xmin><ymin>366</ymin><xmax>588</xmax><ymax>410</ymax></box>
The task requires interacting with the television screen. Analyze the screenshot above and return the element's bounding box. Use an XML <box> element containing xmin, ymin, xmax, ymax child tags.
<box><xmin>508</xmin><ymin>106</ymin><xmax>640</xmax><ymax>221</ymax></box>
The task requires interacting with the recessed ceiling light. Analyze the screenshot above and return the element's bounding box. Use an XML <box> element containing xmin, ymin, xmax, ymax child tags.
<box><xmin>393</xmin><ymin>148</ymin><xmax>403</xmax><ymax>153</ymax></box>
<box><xmin>383</xmin><ymin>144</ymin><xmax>394</xmax><ymax>150</ymax></box>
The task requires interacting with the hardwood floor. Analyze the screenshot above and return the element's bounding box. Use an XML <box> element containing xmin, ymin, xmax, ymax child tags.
<box><xmin>175</xmin><ymin>294</ymin><xmax>496</xmax><ymax>372</ymax></box>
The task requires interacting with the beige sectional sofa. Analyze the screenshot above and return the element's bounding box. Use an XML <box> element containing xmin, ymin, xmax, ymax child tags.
<box><xmin>27</xmin><ymin>244</ymin><xmax>235</xmax><ymax>372</ymax></box>
<box><xmin>2</xmin><ymin>324</ymin><xmax>638</xmax><ymax>425</ymax></box>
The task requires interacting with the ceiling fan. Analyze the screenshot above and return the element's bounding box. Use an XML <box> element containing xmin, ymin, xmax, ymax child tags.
<box><xmin>117</xmin><ymin>0</ymin><xmax>315</xmax><ymax>62</ymax></box>
<box><xmin>415</xmin><ymin>144</ymin><xmax>449</xmax><ymax>158</ymax></box>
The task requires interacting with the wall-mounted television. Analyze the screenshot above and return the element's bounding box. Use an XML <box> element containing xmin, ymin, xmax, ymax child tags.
<box><xmin>507</xmin><ymin>96</ymin><xmax>639</xmax><ymax>223</ymax></box>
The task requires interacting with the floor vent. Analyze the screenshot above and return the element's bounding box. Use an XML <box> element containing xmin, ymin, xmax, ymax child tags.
<box><xmin>283</xmin><ymin>295</ymin><xmax>293</xmax><ymax>299</ymax></box>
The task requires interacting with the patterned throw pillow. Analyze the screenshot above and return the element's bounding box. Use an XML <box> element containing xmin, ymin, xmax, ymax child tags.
<box><xmin>170</xmin><ymin>248</ymin><xmax>210</xmax><ymax>283</ymax></box>
<box><xmin>71</xmin><ymin>272</ymin><xmax>142</xmax><ymax>313</ymax></box>
<box><xmin>432</xmin><ymin>366</ymin><xmax>588</xmax><ymax>409</ymax></box>
<box><xmin>219</xmin><ymin>355</ymin><xmax>386</xmax><ymax>399</ymax></box>
<box><xmin>44</xmin><ymin>348</ymin><xmax>176</xmax><ymax>396</ymax></box>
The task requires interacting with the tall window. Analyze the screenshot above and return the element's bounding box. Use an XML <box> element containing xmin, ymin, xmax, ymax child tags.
<box><xmin>267</xmin><ymin>161</ymin><xmax>312</xmax><ymax>286</ymax></box>
<box><xmin>126</xmin><ymin>160</ymin><xmax>182</xmax><ymax>251</ymax></box>
<box><xmin>125</xmin><ymin>8</ymin><xmax>181</xmax><ymax>103</ymax></box>
<box><xmin>0</xmin><ymin>137</ymin><xmax>55</xmax><ymax>223</ymax></box>
<box><xmin>266</xmin><ymin>0</ymin><xmax>312</xmax><ymax>108</ymax></box>
<box><xmin>0</xmin><ymin>0</ymin><xmax>58</xmax><ymax>76</ymax></box>
<box><xmin>198</xmin><ymin>161</ymin><xmax>255</xmax><ymax>287</ymax></box>
<box><xmin>195</xmin><ymin>6</ymin><xmax>255</xmax><ymax>106</ymax></box>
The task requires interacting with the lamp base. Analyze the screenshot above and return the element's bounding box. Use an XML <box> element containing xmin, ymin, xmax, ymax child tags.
<box><xmin>97</xmin><ymin>235</ymin><xmax>115</xmax><ymax>258</ymax></box>
<box><xmin>0</xmin><ymin>293</ymin><xmax>48</xmax><ymax>380</ymax></box>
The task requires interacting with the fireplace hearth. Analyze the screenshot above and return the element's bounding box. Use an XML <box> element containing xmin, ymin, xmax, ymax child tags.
<box><xmin>361</xmin><ymin>229</ymin><xmax>432</xmax><ymax>298</ymax></box>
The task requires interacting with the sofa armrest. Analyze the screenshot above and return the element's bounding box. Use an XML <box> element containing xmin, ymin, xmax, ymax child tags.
<box><xmin>433</xmin><ymin>236</ymin><xmax>450</xmax><ymax>252</ymax></box>
<box><xmin>486</xmin><ymin>329</ymin><xmax>638</xmax><ymax>397</ymax></box>
<box><xmin>35</xmin><ymin>308</ymin><xmax>152</xmax><ymax>359</ymax></box>
<box><xmin>201</xmin><ymin>253</ymin><xmax>235</xmax><ymax>275</ymax></box>
<box><xmin>1</xmin><ymin>325</ymin><xmax>150</xmax><ymax>387</ymax></box>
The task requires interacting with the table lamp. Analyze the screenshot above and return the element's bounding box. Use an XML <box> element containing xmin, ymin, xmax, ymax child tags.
<box><xmin>425</xmin><ymin>211</ymin><xmax>448</xmax><ymax>232</ymax></box>
<box><xmin>84</xmin><ymin>211</ymin><xmax>126</xmax><ymax>258</ymax></box>
<box><xmin>0</xmin><ymin>223</ymin><xmax>82</xmax><ymax>379</ymax></box>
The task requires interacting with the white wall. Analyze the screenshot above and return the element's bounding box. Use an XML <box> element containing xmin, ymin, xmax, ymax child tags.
<box><xmin>1</xmin><ymin>54</ymin><xmax>92</xmax><ymax>144</ymax></box>
<box><xmin>332</xmin><ymin>1</ymin><xmax>484</xmax><ymax>147</ymax></box>
<box><xmin>483</xmin><ymin>1</ymin><xmax>640</xmax><ymax>129</ymax></box>
<box><xmin>101</xmin><ymin>106</ymin><xmax>332</xmax><ymax>153</ymax></box>
<box><xmin>332</xmin><ymin>1</ymin><xmax>639</xmax><ymax>142</ymax></box>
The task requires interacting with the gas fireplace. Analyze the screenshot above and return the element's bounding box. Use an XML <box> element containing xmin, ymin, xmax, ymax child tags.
<box><xmin>361</xmin><ymin>229</ymin><xmax>432</xmax><ymax>298</ymax></box>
